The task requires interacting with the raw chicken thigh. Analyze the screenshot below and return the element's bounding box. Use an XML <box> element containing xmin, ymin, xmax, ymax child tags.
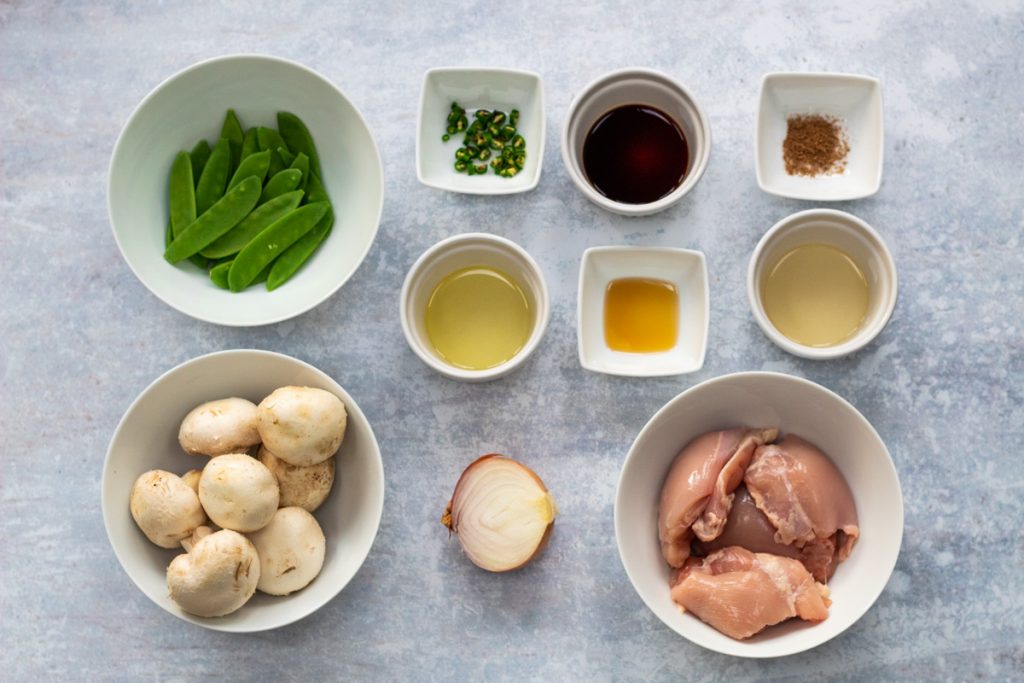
<box><xmin>694</xmin><ymin>485</ymin><xmax>800</xmax><ymax>559</ymax></box>
<box><xmin>671</xmin><ymin>547</ymin><xmax>831</xmax><ymax>640</ymax></box>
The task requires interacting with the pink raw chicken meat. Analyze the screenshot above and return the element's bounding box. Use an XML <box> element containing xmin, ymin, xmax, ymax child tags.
<box><xmin>658</xmin><ymin>427</ymin><xmax>778</xmax><ymax>567</ymax></box>
<box><xmin>671</xmin><ymin>546</ymin><xmax>831</xmax><ymax>640</ymax></box>
<box><xmin>744</xmin><ymin>435</ymin><xmax>860</xmax><ymax>582</ymax></box>
<box><xmin>695</xmin><ymin>485</ymin><xmax>801</xmax><ymax>559</ymax></box>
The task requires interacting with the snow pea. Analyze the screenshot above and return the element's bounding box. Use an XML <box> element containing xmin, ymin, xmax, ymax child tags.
<box><xmin>200</xmin><ymin>190</ymin><xmax>304</xmax><ymax>259</ymax></box>
<box><xmin>240</xmin><ymin>128</ymin><xmax>258</xmax><ymax>160</ymax></box>
<box><xmin>259</xmin><ymin>169</ymin><xmax>302</xmax><ymax>205</ymax></box>
<box><xmin>221</xmin><ymin>109</ymin><xmax>244</xmax><ymax>168</ymax></box>
<box><xmin>277</xmin><ymin>146</ymin><xmax>295</xmax><ymax>166</ymax></box>
<box><xmin>164</xmin><ymin>176</ymin><xmax>261</xmax><ymax>263</ymax></box>
<box><xmin>267</xmin><ymin>147</ymin><xmax>286</xmax><ymax>179</ymax></box>
<box><xmin>228</xmin><ymin>202</ymin><xmax>328</xmax><ymax>291</ymax></box>
<box><xmin>266</xmin><ymin>208</ymin><xmax>333</xmax><ymax>291</ymax></box>
<box><xmin>256</xmin><ymin>127</ymin><xmax>289</xmax><ymax>154</ymax></box>
<box><xmin>277</xmin><ymin>111</ymin><xmax>321</xmax><ymax>178</ymax></box>
<box><xmin>226</xmin><ymin>150</ymin><xmax>270</xmax><ymax>191</ymax></box>
<box><xmin>195</xmin><ymin>138</ymin><xmax>231</xmax><ymax>215</ymax></box>
<box><xmin>209</xmin><ymin>260</ymin><xmax>232</xmax><ymax>289</ymax></box>
<box><xmin>190</xmin><ymin>140</ymin><xmax>211</xmax><ymax>184</ymax></box>
<box><xmin>305</xmin><ymin>170</ymin><xmax>330</xmax><ymax>205</ymax></box>
<box><xmin>288</xmin><ymin>152</ymin><xmax>309</xmax><ymax>193</ymax></box>
<box><xmin>168</xmin><ymin>151</ymin><xmax>195</xmax><ymax>238</ymax></box>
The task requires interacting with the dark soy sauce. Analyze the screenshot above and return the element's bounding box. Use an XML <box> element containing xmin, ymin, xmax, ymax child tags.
<box><xmin>582</xmin><ymin>104</ymin><xmax>689</xmax><ymax>204</ymax></box>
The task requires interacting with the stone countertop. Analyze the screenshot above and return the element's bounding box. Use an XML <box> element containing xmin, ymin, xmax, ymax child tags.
<box><xmin>1</xmin><ymin>1</ymin><xmax>1021</xmax><ymax>681</ymax></box>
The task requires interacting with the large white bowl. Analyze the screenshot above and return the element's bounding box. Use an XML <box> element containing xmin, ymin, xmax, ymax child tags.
<box><xmin>615</xmin><ymin>372</ymin><xmax>903</xmax><ymax>657</ymax></box>
<box><xmin>108</xmin><ymin>54</ymin><xmax>384</xmax><ymax>326</ymax></box>
<box><xmin>102</xmin><ymin>350</ymin><xmax>385</xmax><ymax>632</ymax></box>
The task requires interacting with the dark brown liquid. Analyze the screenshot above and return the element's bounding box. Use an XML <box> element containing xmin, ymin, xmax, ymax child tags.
<box><xmin>582</xmin><ymin>105</ymin><xmax>689</xmax><ymax>205</ymax></box>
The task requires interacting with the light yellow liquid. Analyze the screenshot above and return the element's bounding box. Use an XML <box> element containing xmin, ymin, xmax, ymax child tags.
<box><xmin>604</xmin><ymin>278</ymin><xmax>679</xmax><ymax>353</ymax></box>
<box><xmin>761</xmin><ymin>244</ymin><xmax>870</xmax><ymax>347</ymax></box>
<box><xmin>425</xmin><ymin>266</ymin><xmax>532</xmax><ymax>370</ymax></box>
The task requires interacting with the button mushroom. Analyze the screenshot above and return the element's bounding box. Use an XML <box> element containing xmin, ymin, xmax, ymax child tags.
<box><xmin>248</xmin><ymin>507</ymin><xmax>326</xmax><ymax>596</ymax></box>
<box><xmin>257</xmin><ymin>445</ymin><xmax>335</xmax><ymax>512</ymax></box>
<box><xmin>178</xmin><ymin>397</ymin><xmax>261</xmax><ymax>457</ymax></box>
<box><xmin>256</xmin><ymin>386</ymin><xmax>347</xmax><ymax>466</ymax></box>
<box><xmin>166</xmin><ymin>529</ymin><xmax>260</xmax><ymax>617</ymax></box>
<box><xmin>129</xmin><ymin>470</ymin><xmax>206</xmax><ymax>548</ymax></box>
<box><xmin>198</xmin><ymin>453</ymin><xmax>279</xmax><ymax>532</ymax></box>
<box><xmin>180</xmin><ymin>469</ymin><xmax>202</xmax><ymax>493</ymax></box>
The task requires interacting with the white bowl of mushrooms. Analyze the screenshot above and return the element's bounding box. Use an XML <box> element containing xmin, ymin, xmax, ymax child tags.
<box><xmin>102</xmin><ymin>349</ymin><xmax>385</xmax><ymax>632</ymax></box>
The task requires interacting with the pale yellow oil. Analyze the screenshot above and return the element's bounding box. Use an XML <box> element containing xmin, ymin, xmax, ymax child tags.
<box><xmin>761</xmin><ymin>244</ymin><xmax>870</xmax><ymax>347</ymax></box>
<box><xmin>425</xmin><ymin>266</ymin><xmax>533</xmax><ymax>370</ymax></box>
<box><xmin>604</xmin><ymin>278</ymin><xmax>679</xmax><ymax>353</ymax></box>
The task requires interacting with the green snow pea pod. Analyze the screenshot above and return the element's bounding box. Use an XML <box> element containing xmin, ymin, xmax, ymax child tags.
<box><xmin>195</xmin><ymin>138</ymin><xmax>231</xmax><ymax>215</ymax></box>
<box><xmin>168</xmin><ymin>151</ymin><xmax>195</xmax><ymax>238</ymax></box>
<box><xmin>221</xmin><ymin>109</ymin><xmax>244</xmax><ymax>168</ymax></box>
<box><xmin>259</xmin><ymin>169</ymin><xmax>302</xmax><ymax>205</ymax></box>
<box><xmin>277</xmin><ymin>111</ymin><xmax>321</xmax><ymax>178</ymax></box>
<box><xmin>266</xmin><ymin>208</ymin><xmax>333</xmax><ymax>291</ymax></box>
<box><xmin>252</xmin><ymin>261</ymin><xmax>273</xmax><ymax>286</ymax></box>
<box><xmin>277</xmin><ymin>146</ymin><xmax>295</xmax><ymax>166</ymax></box>
<box><xmin>201</xmin><ymin>190</ymin><xmax>304</xmax><ymax>259</ymax></box>
<box><xmin>164</xmin><ymin>176</ymin><xmax>261</xmax><ymax>263</ymax></box>
<box><xmin>190</xmin><ymin>140</ymin><xmax>211</xmax><ymax>183</ymax></box>
<box><xmin>266</xmin><ymin>148</ymin><xmax>286</xmax><ymax>179</ymax></box>
<box><xmin>226</xmin><ymin>150</ymin><xmax>271</xmax><ymax>191</ymax></box>
<box><xmin>210</xmin><ymin>260</ymin><xmax>232</xmax><ymax>289</ymax></box>
<box><xmin>304</xmin><ymin>170</ymin><xmax>330</xmax><ymax>205</ymax></box>
<box><xmin>239</xmin><ymin>128</ymin><xmax>259</xmax><ymax>160</ymax></box>
<box><xmin>256</xmin><ymin>127</ymin><xmax>289</xmax><ymax>154</ymax></box>
<box><xmin>288</xmin><ymin>152</ymin><xmax>309</xmax><ymax>193</ymax></box>
<box><xmin>228</xmin><ymin>202</ymin><xmax>328</xmax><ymax>291</ymax></box>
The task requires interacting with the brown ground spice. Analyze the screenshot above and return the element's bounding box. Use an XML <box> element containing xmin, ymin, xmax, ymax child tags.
<box><xmin>782</xmin><ymin>114</ymin><xmax>850</xmax><ymax>176</ymax></box>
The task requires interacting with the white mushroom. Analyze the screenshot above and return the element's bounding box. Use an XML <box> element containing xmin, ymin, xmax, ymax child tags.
<box><xmin>129</xmin><ymin>470</ymin><xmax>206</xmax><ymax>548</ymax></box>
<box><xmin>256</xmin><ymin>386</ymin><xmax>347</xmax><ymax>466</ymax></box>
<box><xmin>248</xmin><ymin>507</ymin><xmax>326</xmax><ymax>596</ymax></box>
<box><xmin>166</xmin><ymin>529</ymin><xmax>260</xmax><ymax>617</ymax></box>
<box><xmin>179</xmin><ymin>525</ymin><xmax>214</xmax><ymax>553</ymax></box>
<box><xmin>180</xmin><ymin>469</ymin><xmax>202</xmax><ymax>493</ymax></box>
<box><xmin>198</xmin><ymin>453</ymin><xmax>279</xmax><ymax>532</ymax></box>
<box><xmin>257</xmin><ymin>445</ymin><xmax>335</xmax><ymax>512</ymax></box>
<box><xmin>178</xmin><ymin>398</ymin><xmax>261</xmax><ymax>457</ymax></box>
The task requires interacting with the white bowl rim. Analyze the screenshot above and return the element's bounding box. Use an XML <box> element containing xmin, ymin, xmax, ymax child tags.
<box><xmin>754</xmin><ymin>71</ymin><xmax>884</xmax><ymax>201</ymax></box>
<box><xmin>399</xmin><ymin>232</ymin><xmax>551</xmax><ymax>381</ymax></box>
<box><xmin>560</xmin><ymin>66</ymin><xmax>712</xmax><ymax>216</ymax></box>
<box><xmin>746</xmin><ymin>208</ymin><xmax>898</xmax><ymax>360</ymax></box>
<box><xmin>576</xmin><ymin>245</ymin><xmax>710</xmax><ymax>376</ymax></box>
<box><xmin>613</xmin><ymin>370</ymin><xmax>904</xmax><ymax>657</ymax></box>
<box><xmin>107</xmin><ymin>52</ymin><xmax>385</xmax><ymax>327</ymax></box>
<box><xmin>415</xmin><ymin>66</ymin><xmax>545</xmax><ymax>195</ymax></box>
<box><xmin>101</xmin><ymin>348</ymin><xmax>386</xmax><ymax>632</ymax></box>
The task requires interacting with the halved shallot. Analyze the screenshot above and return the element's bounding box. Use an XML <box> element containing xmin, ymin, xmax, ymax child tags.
<box><xmin>442</xmin><ymin>454</ymin><xmax>557</xmax><ymax>572</ymax></box>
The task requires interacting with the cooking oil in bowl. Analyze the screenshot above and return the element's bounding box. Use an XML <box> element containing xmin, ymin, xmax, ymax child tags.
<box><xmin>604</xmin><ymin>277</ymin><xmax>679</xmax><ymax>353</ymax></box>
<box><xmin>425</xmin><ymin>266</ymin><xmax>533</xmax><ymax>370</ymax></box>
<box><xmin>761</xmin><ymin>244</ymin><xmax>869</xmax><ymax>347</ymax></box>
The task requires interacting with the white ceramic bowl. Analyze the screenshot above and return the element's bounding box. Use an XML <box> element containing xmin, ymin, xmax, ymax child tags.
<box><xmin>562</xmin><ymin>68</ymin><xmax>711</xmax><ymax>216</ymax></box>
<box><xmin>108</xmin><ymin>54</ymin><xmax>384</xmax><ymax>326</ymax></box>
<box><xmin>756</xmin><ymin>72</ymin><xmax>884</xmax><ymax>201</ymax></box>
<box><xmin>748</xmin><ymin>209</ymin><xmax>898</xmax><ymax>360</ymax></box>
<box><xmin>578</xmin><ymin>246</ymin><xmax>708</xmax><ymax>376</ymax></box>
<box><xmin>615</xmin><ymin>371</ymin><xmax>903</xmax><ymax>657</ymax></box>
<box><xmin>416</xmin><ymin>67</ymin><xmax>545</xmax><ymax>195</ymax></box>
<box><xmin>102</xmin><ymin>350</ymin><xmax>385</xmax><ymax>632</ymax></box>
<box><xmin>400</xmin><ymin>233</ymin><xmax>550</xmax><ymax>382</ymax></box>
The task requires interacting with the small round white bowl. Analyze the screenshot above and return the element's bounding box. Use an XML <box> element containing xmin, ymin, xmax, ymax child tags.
<box><xmin>615</xmin><ymin>371</ymin><xmax>903</xmax><ymax>657</ymax></box>
<box><xmin>561</xmin><ymin>68</ymin><xmax>711</xmax><ymax>216</ymax></box>
<box><xmin>400</xmin><ymin>233</ymin><xmax>550</xmax><ymax>382</ymax></box>
<box><xmin>102</xmin><ymin>350</ymin><xmax>385</xmax><ymax>632</ymax></box>
<box><xmin>108</xmin><ymin>54</ymin><xmax>384</xmax><ymax>326</ymax></box>
<box><xmin>748</xmin><ymin>209</ymin><xmax>898</xmax><ymax>359</ymax></box>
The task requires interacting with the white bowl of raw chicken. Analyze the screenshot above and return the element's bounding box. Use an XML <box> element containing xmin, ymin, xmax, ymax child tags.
<box><xmin>614</xmin><ymin>371</ymin><xmax>903</xmax><ymax>657</ymax></box>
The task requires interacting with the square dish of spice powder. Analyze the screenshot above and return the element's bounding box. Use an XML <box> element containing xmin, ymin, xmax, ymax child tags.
<box><xmin>755</xmin><ymin>72</ymin><xmax>883</xmax><ymax>201</ymax></box>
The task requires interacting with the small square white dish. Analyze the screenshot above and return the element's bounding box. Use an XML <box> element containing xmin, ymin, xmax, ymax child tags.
<box><xmin>756</xmin><ymin>72</ymin><xmax>883</xmax><ymax>201</ymax></box>
<box><xmin>578</xmin><ymin>246</ymin><xmax>709</xmax><ymax>377</ymax></box>
<box><xmin>416</xmin><ymin>67</ymin><xmax>545</xmax><ymax>195</ymax></box>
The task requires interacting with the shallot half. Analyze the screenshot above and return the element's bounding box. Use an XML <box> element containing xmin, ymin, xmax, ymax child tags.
<box><xmin>442</xmin><ymin>454</ymin><xmax>557</xmax><ymax>572</ymax></box>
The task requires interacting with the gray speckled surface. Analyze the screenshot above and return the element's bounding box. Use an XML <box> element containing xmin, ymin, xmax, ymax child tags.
<box><xmin>2</xmin><ymin>1</ymin><xmax>1022</xmax><ymax>680</ymax></box>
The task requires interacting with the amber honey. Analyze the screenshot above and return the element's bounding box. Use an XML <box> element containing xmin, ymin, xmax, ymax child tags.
<box><xmin>603</xmin><ymin>278</ymin><xmax>679</xmax><ymax>353</ymax></box>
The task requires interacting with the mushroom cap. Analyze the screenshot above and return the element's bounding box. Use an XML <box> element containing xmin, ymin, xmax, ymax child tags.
<box><xmin>198</xmin><ymin>453</ymin><xmax>279</xmax><ymax>532</ymax></box>
<box><xmin>248</xmin><ymin>507</ymin><xmax>326</xmax><ymax>596</ymax></box>
<box><xmin>180</xmin><ymin>469</ymin><xmax>202</xmax><ymax>493</ymax></box>
<box><xmin>178</xmin><ymin>397</ymin><xmax>261</xmax><ymax>457</ymax></box>
<box><xmin>258</xmin><ymin>445</ymin><xmax>335</xmax><ymax>512</ymax></box>
<box><xmin>129</xmin><ymin>470</ymin><xmax>206</xmax><ymax>548</ymax></box>
<box><xmin>166</xmin><ymin>529</ymin><xmax>260</xmax><ymax>617</ymax></box>
<box><xmin>256</xmin><ymin>386</ymin><xmax>347</xmax><ymax>466</ymax></box>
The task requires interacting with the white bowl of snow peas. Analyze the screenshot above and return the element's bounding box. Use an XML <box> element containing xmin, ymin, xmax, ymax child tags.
<box><xmin>109</xmin><ymin>54</ymin><xmax>383</xmax><ymax>326</ymax></box>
